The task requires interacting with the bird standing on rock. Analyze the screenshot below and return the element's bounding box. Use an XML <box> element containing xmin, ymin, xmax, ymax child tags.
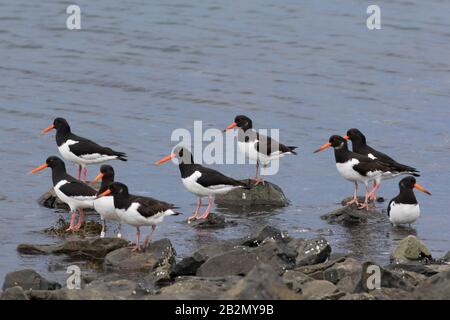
<box><xmin>223</xmin><ymin>115</ymin><xmax>297</xmax><ymax>185</ymax></box>
<box><xmin>388</xmin><ymin>176</ymin><xmax>431</xmax><ymax>227</ymax></box>
<box><xmin>92</xmin><ymin>165</ymin><xmax>123</xmax><ymax>238</ymax></box>
<box><xmin>155</xmin><ymin>146</ymin><xmax>250</xmax><ymax>221</ymax></box>
<box><xmin>344</xmin><ymin>128</ymin><xmax>420</xmax><ymax>200</ymax></box>
<box><xmin>42</xmin><ymin>117</ymin><xmax>127</xmax><ymax>181</ymax></box>
<box><xmin>30</xmin><ymin>156</ymin><xmax>96</xmax><ymax>231</ymax></box>
<box><xmin>314</xmin><ymin>135</ymin><xmax>403</xmax><ymax>210</ymax></box>
<box><xmin>98</xmin><ymin>182</ymin><xmax>180</xmax><ymax>252</ymax></box>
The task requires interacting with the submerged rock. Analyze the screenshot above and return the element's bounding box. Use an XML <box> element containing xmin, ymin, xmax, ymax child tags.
<box><xmin>17</xmin><ymin>237</ymin><xmax>128</xmax><ymax>258</ymax></box>
<box><xmin>188</xmin><ymin>213</ymin><xmax>237</xmax><ymax>229</ymax></box>
<box><xmin>321</xmin><ymin>205</ymin><xmax>379</xmax><ymax>225</ymax></box>
<box><xmin>104</xmin><ymin>238</ymin><xmax>176</xmax><ymax>273</ymax></box>
<box><xmin>215</xmin><ymin>179</ymin><xmax>289</xmax><ymax>208</ymax></box>
<box><xmin>2</xmin><ymin>269</ymin><xmax>61</xmax><ymax>291</ymax></box>
<box><xmin>391</xmin><ymin>235</ymin><xmax>432</xmax><ymax>264</ymax></box>
<box><xmin>222</xmin><ymin>264</ymin><xmax>301</xmax><ymax>300</ymax></box>
<box><xmin>44</xmin><ymin>218</ymin><xmax>102</xmax><ymax>237</ymax></box>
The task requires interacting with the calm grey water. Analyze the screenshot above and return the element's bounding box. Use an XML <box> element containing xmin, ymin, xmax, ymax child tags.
<box><xmin>1</xmin><ymin>0</ymin><xmax>449</xmax><ymax>285</ymax></box>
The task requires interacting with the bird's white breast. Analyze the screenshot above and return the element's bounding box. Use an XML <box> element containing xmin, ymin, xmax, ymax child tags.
<box><xmin>54</xmin><ymin>180</ymin><xmax>95</xmax><ymax>211</ymax></box>
<box><xmin>389</xmin><ymin>202</ymin><xmax>420</xmax><ymax>225</ymax></box>
<box><xmin>93</xmin><ymin>196</ymin><xmax>120</xmax><ymax>221</ymax></box>
<box><xmin>335</xmin><ymin>159</ymin><xmax>363</xmax><ymax>182</ymax></box>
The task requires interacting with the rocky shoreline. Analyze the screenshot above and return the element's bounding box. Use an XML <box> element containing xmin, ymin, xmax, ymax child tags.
<box><xmin>2</xmin><ymin>224</ymin><xmax>450</xmax><ymax>300</ymax></box>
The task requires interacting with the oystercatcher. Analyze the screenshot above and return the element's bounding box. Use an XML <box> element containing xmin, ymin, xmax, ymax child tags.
<box><xmin>345</xmin><ymin>128</ymin><xmax>420</xmax><ymax>200</ymax></box>
<box><xmin>42</xmin><ymin>118</ymin><xmax>127</xmax><ymax>181</ymax></box>
<box><xmin>314</xmin><ymin>135</ymin><xmax>402</xmax><ymax>210</ymax></box>
<box><xmin>30</xmin><ymin>156</ymin><xmax>96</xmax><ymax>231</ymax></box>
<box><xmin>388</xmin><ymin>176</ymin><xmax>431</xmax><ymax>227</ymax></box>
<box><xmin>223</xmin><ymin>115</ymin><xmax>297</xmax><ymax>185</ymax></box>
<box><xmin>155</xmin><ymin>146</ymin><xmax>250</xmax><ymax>221</ymax></box>
<box><xmin>92</xmin><ymin>165</ymin><xmax>123</xmax><ymax>238</ymax></box>
<box><xmin>98</xmin><ymin>182</ymin><xmax>180</xmax><ymax>252</ymax></box>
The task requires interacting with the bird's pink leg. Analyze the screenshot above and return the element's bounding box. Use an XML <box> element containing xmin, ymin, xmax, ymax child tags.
<box><xmin>368</xmin><ymin>181</ymin><xmax>381</xmax><ymax>201</ymax></box>
<box><xmin>201</xmin><ymin>197</ymin><xmax>214</xmax><ymax>219</ymax></box>
<box><xmin>251</xmin><ymin>161</ymin><xmax>265</xmax><ymax>185</ymax></box>
<box><xmin>83</xmin><ymin>167</ymin><xmax>88</xmax><ymax>182</ymax></box>
<box><xmin>66</xmin><ymin>211</ymin><xmax>77</xmax><ymax>231</ymax></box>
<box><xmin>131</xmin><ymin>227</ymin><xmax>142</xmax><ymax>252</ymax></box>
<box><xmin>188</xmin><ymin>197</ymin><xmax>202</xmax><ymax>222</ymax></box>
<box><xmin>77</xmin><ymin>165</ymin><xmax>82</xmax><ymax>181</ymax></box>
<box><xmin>358</xmin><ymin>184</ymin><xmax>371</xmax><ymax>211</ymax></box>
<box><xmin>143</xmin><ymin>225</ymin><xmax>156</xmax><ymax>248</ymax></box>
<box><xmin>346</xmin><ymin>182</ymin><xmax>360</xmax><ymax>205</ymax></box>
<box><xmin>73</xmin><ymin>208</ymin><xmax>84</xmax><ymax>231</ymax></box>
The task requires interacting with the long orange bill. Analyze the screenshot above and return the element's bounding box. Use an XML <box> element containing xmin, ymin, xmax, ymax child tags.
<box><xmin>92</xmin><ymin>172</ymin><xmax>104</xmax><ymax>183</ymax></box>
<box><xmin>97</xmin><ymin>189</ymin><xmax>111</xmax><ymax>198</ymax></box>
<box><xmin>223</xmin><ymin>122</ymin><xmax>237</xmax><ymax>132</ymax></box>
<box><xmin>313</xmin><ymin>142</ymin><xmax>332</xmax><ymax>153</ymax></box>
<box><xmin>42</xmin><ymin>124</ymin><xmax>55</xmax><ymax>134</ymax></box>
<box><xmin>30</xmin><ymin>163</ymin><xmax>48</xmax><ymax>174</ymax></box>
<box><xmin>343</xmin><ymin>135</ymin><xmax>350</xmax><ymax>140</ymax></box>
<box><xmin>414</xmin><ymin>183</ymin><xmax>432</xmax><ymax>195</ymax></box>
<box><xmin>155</xmin><ymin>153</ymin><xmax>175</xmax><ymax>165</ymax></box>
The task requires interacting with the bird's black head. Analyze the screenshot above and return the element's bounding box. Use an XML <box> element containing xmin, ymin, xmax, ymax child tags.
<box><xmin>100</xmin><ymin>164</ymin><xmax>115</xmax><ymax>179</ymax></box>
<box><xmin>53</xmin><ymin>118</ymin><xmax>71</xmax><ymax>132</ymax></box>
<box><xmin>399</xmin><ymin>176</ymin><xmax>416</xmax><ymax>189</ymax></box>
<box><xmin>173</xmin><ymin>146</ymin><xmax>194</xmax><ymax>165</ymax></box>
<box><xmin>46</xmin><ymin>156</ymin><xmax>66</xmax><ymax>169</ymax></box>
<box><xmin>345</xmin><ymin>128</ymin><xmax>366</xmax><ymax>145</ymax></box>
<box><xmin>314</xmin><ymin>135</ymin><xmax>348</xmax><ymax>153</ymax></box>
<box><xmin>234</xmin><ymin>115</ymin><xmax>253</xmax><ymax>130</ymax></box>
<box><xmin>108</xmin><ymin>182</ymin><xmax>129</xmax><ymax>196</ymax></box>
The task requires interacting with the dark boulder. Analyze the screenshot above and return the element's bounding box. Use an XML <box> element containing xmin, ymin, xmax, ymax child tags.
<box><xmin>2</xmin><ymin>269</ymin><xmax>61</xmax><ymax>291</ymax></box>
<box><xmin>321</xmin><ymin>205</ymin><xmax>379</xmax><ymax>225</ymax></box>
<box><xmin>188</xmin><ymin>213</ymin><xmax>236</xmax><ymax>229</ymax></box>
<box><xmin>293</xmin><ymin>237</ymin><xmax>331</xmax><ymax>267</ymax></box>
<box><xmin>215</xmin><ymin>180</ymin><xmax>289</xmax><ymax>208</ymax></box>
<box><xmin>0</xmin><ymin>286</ymin><xmax>29</xmax><ymax>300</ymax></box>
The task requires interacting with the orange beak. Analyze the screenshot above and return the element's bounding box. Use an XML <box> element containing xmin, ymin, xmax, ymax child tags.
<box><xmin>42</xmin><ymin>124</ymin><xmax>55</xmax><ymax>134</ymax></box>
<box><xmin>155</xmin><ymin>153</ymin><xmax>176</xmax><ymax>165</ymax></box>
<box><xmin>30</xmin><ymin>163</ymin><xmax>48</xmax><ymax>174</ymax></box>
<box><xmin>314</xmin><ymin>142</ymin><xmax>332</xmax><ymax>153</ymax></box>
<box><xmin>343</xmin><ymin>135</ymin><xmax>350</xmax><ymax>140</ymax></box>
<box><xmin>414</xmin><ymin>183</ymin><xmax>431</xmax><ymax>196</ymax></box>
<box><xmin>97</xmin><ymin>189</ymin><xmax>111</xmax><ymax>198</ymax></box>
<box><xmin>92</xmin><ymin>172</ymin><xmax>104</xmax><ymax>183</ymax></box>
<box><xmin>223</xmin><ymin>122</ymin><xmax>237</xmax><ymax>132</ymax></box>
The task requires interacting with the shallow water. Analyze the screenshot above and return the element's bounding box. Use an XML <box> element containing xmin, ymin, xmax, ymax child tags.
<box><xmin>1</xmin><ymin>0</ymin><xmax>450</xmax><ymax>285</ymax></box>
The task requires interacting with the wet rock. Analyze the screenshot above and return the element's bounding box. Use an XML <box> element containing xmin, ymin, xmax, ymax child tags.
<box><xmin>241</xmin><ymin>225</ymin><xmax>286</xmax><ymax>247</ymax></box>
<box><xmin>222</xmin><ymin>264</ymin><xmax>301</xmax><ymax>300</ymax></box>
<box><xmin>321</xmin><ymin>205</ymin><xmax>378</xmax><ymax>225</ymax></box>
<box><xmin>340</xmin><ymin>196</ymin><xmax>384</xmax><ymax>206</ymax></box>
<box><xmin>355</xmin><ymin>262</ymin><xmax>415</xmax><ymax>293</ymax></box>
<box><xmin>38</xmin><ymin>181</ymin><xmax>100</xmax><ymax>211</ymax></box>
<box><xmin>196</xmin><ymin>240</ymin><xmax>295</xmax><ymax>278</ymax></box>
<box><xmin>155</xmin><ymin>276</ymin><xmax>239</xmax><ymax>300</ymax></box>
<box><xmin>2</xmin><ymin>269</ymin><xmax>61</xmax><ymax>291</ymax></box>
<box><xmin>104</xmin><ymin>238</ymin><xmax>176</xmax><ymax>273</ymax></box>
<box><xmin>293</xmin><ymin>256</ymin><xmax>347</xmax><ymax>280</ymax></box>
<box><xmin>339</xmin><ymin>293</ymin><xmax>375</xmax><ymax>300</ymax></box>
<box><xmin>0</xmin><ymin>286</ymin><xmax>29</xmax><ymax>300</ymax></box>
<box><xmin>294</xmin><ymin>237</ymin><xmax>331</xmax><ymax>267</ymax></box>
<box><xmin>414</xmin><ymin>269</ymin><xmax>450</xmax><ymax>300</ymax></box>
<box><xmin>17</xmin><ymin>237</ymin><xmax>128</xmax><ymax>258</ymax></box>
<box><xmin>370</xmin><ymin>288</ymin><xmax>412</xmax><ymax>300</ymax></box>
<box><xmin>171</xmin><ymin>254</ymin><xmax>206</xmax><ymax>277</ymax></box>
<box><xmin>300</xmin><ymin>280</ymin><xmax>344</xmax><ymax>300</ymax></box>
<box><xmin>44</xmin><ymin>218</ymin><xmax>102</xmax><ymax>237</ymax></box>
<box><xmin>188</xmin><ymin>213</ymin><xmax>237</xmax><ymax>229</ymax></box>
<box><xmin>323</xmin><ymin>258</ymin><xmax>363</xmax><ymax>293</ymax></box>
<box><xmin>282</xmin><ymin>270</ymin><xmax>315</xmax><ymax>292</ymax></box>
<box><xmin>391</xmin><ymin>235</ymin><xmax>432</xmax><ymax>264</ymax></box>
<box><xmin>215</xmin><ymin>180</ymin><xmax>289</xmax><ymax>208</ymax></box>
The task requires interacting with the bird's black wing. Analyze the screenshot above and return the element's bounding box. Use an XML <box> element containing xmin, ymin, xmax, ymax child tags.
<box><xmin>132</xmin><ymin>196</ymin><xmax>177</xmax><ymax>218</ymax></box>
<box><xmin>365</xmin><ymin>145</ymin><xmax>419</xmax><ymax>174</ymax></box>
<box><xmin>67</xmin><ymin>133</ymin><xmax>127</xmax><ymax>161</ymax></box>
<box><xmin>59</xmin><ymin>180</ymin><xmax>97</xmax><ymax>197</ymax></box>
<box><xmin>255</xmin><ymin>133</ymin><xmax>297</xmax><ymax>156</ymax></box>
<box><xmin>195</xmin><ymin>165</ymin><xmax>246</xmax><ymax>188</ymax></box>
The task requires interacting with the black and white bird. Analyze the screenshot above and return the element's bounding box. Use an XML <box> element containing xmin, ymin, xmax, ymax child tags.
<box><xmin>224</xmin><ymin>115</ymin><xmax>297</xmax><ymax>185</ymax></box>
<box><xmin>314</xmin><ymin>135</ymin><xmax>404</xmax><ymax>210</ymax></box>
<box><xmin>42</xmin><ymin>118</ymin><xmax>127</xmax><ymax>181</ymax></box>
<box><xmin>388</xmin><ymin>176</ymin><xmax>431</xmax><ymax>227</ymax></box>
<box><xmin>345</xmin><ymin>128</ymin><xmax>420</xmax><ymax>200</ymax></box>
<box><xmin>98</xmin><ymin>182</ymin><xmax>179</xmax><ymax>252</ymax></box>
<box><xmin>30</xmin><ymin>156</ymin><xmax>96</xmax><ymax>231</ymax></box>
<box><xmin>92</xmin><ymin>165</ymin><xmax>122</xmax><ymax>238</ymax></box>
<box><xmin>155</xmin><ymin>146</ymin><xmax>250</xmax><ymax>221</ymax></box>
